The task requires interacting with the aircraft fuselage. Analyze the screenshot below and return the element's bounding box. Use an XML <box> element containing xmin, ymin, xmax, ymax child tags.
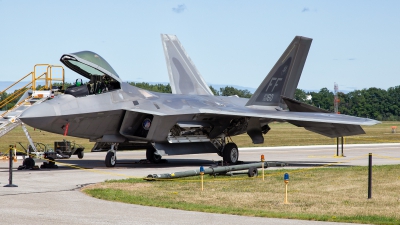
<box><xmin>21</xmin><ymin>82</ymin><xmax>252</xmax><ymax>144</ymax></box>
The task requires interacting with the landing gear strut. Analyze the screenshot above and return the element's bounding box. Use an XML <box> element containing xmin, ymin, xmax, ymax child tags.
<box><xmin>105</xmin><ymin>144</ymin><xmax>118</xmax><ymax>167</ymax></box>
<box><xmin>146</xmin><ymin>146</ymin><xmax>162</xmax><ymax>163</ymax></box>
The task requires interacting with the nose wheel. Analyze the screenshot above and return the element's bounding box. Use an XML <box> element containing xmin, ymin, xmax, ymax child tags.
<box><xmin>105</xmin><ymin>144</ymin><xmax>117</xmax><ymax>167</ymax></box>
<box><xmin>146</xmin><ymin>146</ymin><xmax>162</xmax><ymax>163</ymax></box>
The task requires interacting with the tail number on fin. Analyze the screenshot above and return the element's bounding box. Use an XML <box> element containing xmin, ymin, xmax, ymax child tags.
<box><xmin>262</xmin><ymin>94</ymin><xmax>274</xmax><ymax>102</ymax></box>
<box><xmin>262</xmin><ymin>77</ymin><xmax>283</xmax><ymax>101</ymax></box>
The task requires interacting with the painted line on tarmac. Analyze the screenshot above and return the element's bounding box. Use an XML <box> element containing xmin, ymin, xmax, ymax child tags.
<box><xmin>307</xmin><ymin>155</ymin><xmax>347</xmax><ymax>158</ymax></box>
<box><xmin>239</xmin><ymin>143</ymin><xmax>400</xmax><ymax>151</ymax></box>
<box><xmin>373</xmin><ymin>154</ymin><xmax>400</xmax><ymax>161</ymax></box>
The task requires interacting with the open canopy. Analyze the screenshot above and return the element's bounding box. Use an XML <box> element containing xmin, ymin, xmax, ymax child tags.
<box><xmin>60</xmin><ymin>51</ymin><xmax>122</xmax><ymax>83</ymax></box>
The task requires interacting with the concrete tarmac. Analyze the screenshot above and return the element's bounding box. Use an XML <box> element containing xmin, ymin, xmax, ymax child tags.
<box><xmin>2</xmin><ymin>143</ymin><xmax>399</xmax><ymax>224</ymax></box>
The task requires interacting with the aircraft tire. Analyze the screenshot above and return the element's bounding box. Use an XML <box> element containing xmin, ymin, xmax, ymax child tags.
<box><xmin>146</xmin><ymin>147</ymin><xmax>162</xmax><ymax>163</ymax></box>
<box><xmin>47</xmin><ymin>157</ymin><xmax>55</xmax><ymax>166</ymax></box>
<box><xmin>105</xmin><ymin>151</ymin><xmax>116</xmax><ymax>167</ymax></box>
<box><xmin>223</xmin><ymin>143</ymin><xmax>239</xmax><ymax>164</ymax></box>
<box><xmin>23</xmin><ymin>158</ymin><xmax>35</xmax><ymax>169</ymax></box>
<box><xmin>77</xmin><ymin>150</ymin><xmax>84</xmax><ymax>159</ymax></box>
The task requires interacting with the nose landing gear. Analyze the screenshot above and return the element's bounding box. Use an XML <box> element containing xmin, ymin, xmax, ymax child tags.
<box><xmin>105</xmin><ymin>144</ymin><xmax>118</xmax><ymax>167</ymax></box>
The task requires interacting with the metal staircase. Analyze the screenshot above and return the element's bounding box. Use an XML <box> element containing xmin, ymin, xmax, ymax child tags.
<box><xmin>0</xmin><ymin>64</ymin><xmax>65</xmax><ymax>156</ymax></box>
<box><xmin>0</xmin><ymin>94</ymin><xmax>50</xmax><ymax>138</ymax></box>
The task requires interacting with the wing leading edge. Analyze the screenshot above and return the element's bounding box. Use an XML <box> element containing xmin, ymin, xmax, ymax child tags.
<box><xmin>198</xmin><ymin>108</ymin><xmax>379</xmax><ymax>126</ymax></box>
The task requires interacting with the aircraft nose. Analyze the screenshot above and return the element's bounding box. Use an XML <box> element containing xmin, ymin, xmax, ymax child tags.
<box><xmin>19</xmin><ymin>103</ymin><xmax>57</xmax><ymax>129</ymax></box>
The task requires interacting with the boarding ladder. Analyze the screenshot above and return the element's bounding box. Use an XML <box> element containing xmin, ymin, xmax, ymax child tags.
<box><xmin>0</xmin><ymin>65</ymin><xmax>65</xmax><ymax>152</ymax></box>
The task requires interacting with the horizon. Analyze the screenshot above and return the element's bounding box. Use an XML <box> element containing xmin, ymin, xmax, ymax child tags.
<box><xmin>0</xmin><ymin>80</ymin><xmax>385</xmax><ymax>95</ymax></box>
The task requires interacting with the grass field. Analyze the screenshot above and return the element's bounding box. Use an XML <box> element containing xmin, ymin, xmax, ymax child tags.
<box><xmin>1</xmin><ymin>121</ymin><xmax>399</xmax><ymax>154</ymax></box>
<box><xmin>84</xmin><ymin>165</ymin><xmax>400</xmax><ymax>225</ymax></box>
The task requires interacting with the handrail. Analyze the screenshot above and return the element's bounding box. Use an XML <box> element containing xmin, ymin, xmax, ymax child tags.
<box><xmin>0</xmin><ymin>85</ymin><xmax>47</xmax><ymax>117</ymax></box>
<box><xmin>0</xmin><ymin>95</ymin><xmax>31</xmax><ymax>117</ymax></box>
<box><xmin>33</xmin><ymin>64</ymin><xmax>50</xmax><ymax>90</ymax></box>
<box><xmin>0</xmin><ymin>64</ymin><xmax>65</xmax><ymax>111</ymax></box>
<box><xmin>0</xmin><ymin>72</ymin><xmax>32</xmax><ymax>96</ymax></box>
<box><xmin>0</xmin><ymin>88</ymin><xmax>29</xmax><ymax>109</ymax></box>
<box><xmin>32</xmin><ymin>64</ymin><xmax>65</xmax><ymax>90</ymax></box>
<box><xmin>48</xmin><ymin>65</ymin><xmax>65</xmax><ymax>90</ymax></box>
<box><xmin>0</xmin><ymin>73</ymin><xmax>46</xmax><ymax>109</ymax></box>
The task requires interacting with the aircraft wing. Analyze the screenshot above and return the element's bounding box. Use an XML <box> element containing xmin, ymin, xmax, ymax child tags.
<box><xmin>198</xmin><ymin>108</ymin><xmax>378</xmax><ymax>126</ymax></box>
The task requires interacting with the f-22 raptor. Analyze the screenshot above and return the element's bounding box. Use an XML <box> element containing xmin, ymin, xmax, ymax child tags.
<box><xmin>20</xmin><ymin>35</ymin><xmax>379</xmax><ymax>167</ymax></box>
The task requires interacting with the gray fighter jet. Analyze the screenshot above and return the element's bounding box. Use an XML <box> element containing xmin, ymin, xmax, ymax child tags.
<box><xmin>20</xmin><ymin>35</ymin><xmax>379</xmax><ymax>167</ymax></box>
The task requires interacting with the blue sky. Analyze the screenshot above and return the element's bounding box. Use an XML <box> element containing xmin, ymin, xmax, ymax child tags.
<box><xmin>0</xmin><ymin>1</ymin><xmax>399</xmax><ymax>92</ymax></box>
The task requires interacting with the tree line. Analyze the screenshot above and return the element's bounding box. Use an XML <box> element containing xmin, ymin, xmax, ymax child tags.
<box><xmin>127</xmin><ymin>82</ymin><xmax>252</xmax><ymax>98</ymax></box>
<box><xmin>1</xmin><ymin>81</ymin><xmax>399</xmax><ymax>121</ymax></box>
<box><xmin>295</xmin><ymin>87</ymin><xmax>400</xmax><ymax>121</ymax></box>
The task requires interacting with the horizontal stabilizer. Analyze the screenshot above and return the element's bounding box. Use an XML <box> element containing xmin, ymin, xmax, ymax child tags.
<box><xmin>282</xmin><ymin>96</ymin><xmax>329</xmax><ymax>113</ymax></box>
<box><xmin>288</xmin><ymin>120</ymin><xmax>365</xmax><ymax>138</ymax></box>
<box><xmin>161</xmin><ymin>34</ymin><xmax>214</xmax><ymax>95</ymax></box>
<box><xmin>282</xmin><ymin>96</ymin><xmax>366</xmax><ymax>137</ymax></box>
<box><xmin>246</xmin><ymin>36</ymin><xmax>312</xmax><ymax>109</ymax></box>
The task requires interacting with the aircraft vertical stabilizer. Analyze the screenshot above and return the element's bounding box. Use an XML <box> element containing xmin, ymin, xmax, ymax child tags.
<box><xmin>161</xmin><ymin>34</ymin><xmax>214</xmax><ymax>95</ymax></box>
<box><xmin>246</xmin><ymin>36</ymin><xmax>312</xmax><ymax>109</ymax></box>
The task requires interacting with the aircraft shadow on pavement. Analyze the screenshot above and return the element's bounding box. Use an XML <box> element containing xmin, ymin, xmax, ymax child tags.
<box><xmin>40</xmin><ymin>158</ymin><xmax>221</xmax><ymax>170</ymax></box>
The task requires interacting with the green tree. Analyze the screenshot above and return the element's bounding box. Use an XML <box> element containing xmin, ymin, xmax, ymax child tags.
<box><xmin>309</xmin><ymin>88</ymin><xmax>334</xmax><ymax>111</ymax></box>
<box><xmin>294</xmin><ymin>88</ymin><xmax>312</xmax><ymax>104</ymax></box>
<box><xmin>209</xmin><ymin>86</ymin><xmax>219</xmax><ymax>96</ymax></box>
<box><xmin>219</xmin><ymin>86</ymin><xmax>252</xmax><ymax>98</ymax></box>
<box><xmin>128</xmin><ymin>82</ymin><xmax>172</xmax><ymax>93</ymax></box>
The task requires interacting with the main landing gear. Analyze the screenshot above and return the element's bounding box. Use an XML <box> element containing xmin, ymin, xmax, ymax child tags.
<box><xmin>105</xmin><ymin>144</ymin><xmax>118</xmax><ymax>167</ymax></box>
<box><xmin>146</xmin><ymin>145</ymin><xmax>162</xmax><ymax>163</ymax></box>
<box><xmin>222</xmin><ymin>142</ymin><xmax>239</xmax><ymax>164</ymax></box>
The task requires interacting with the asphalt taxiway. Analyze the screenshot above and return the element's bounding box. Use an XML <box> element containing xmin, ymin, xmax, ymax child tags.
<box><xmin>1</xmin><ymin>143</ymin><xmax>399</xmax><ymax>224</ymax></box>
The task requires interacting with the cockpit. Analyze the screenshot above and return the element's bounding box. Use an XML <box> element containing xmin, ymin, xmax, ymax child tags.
<box><xmin>60</xmin><ymin>51</ymin><xmax>122</xmax><ymax>97</ymax></box>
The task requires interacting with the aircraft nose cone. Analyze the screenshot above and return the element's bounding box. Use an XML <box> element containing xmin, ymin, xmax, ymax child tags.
<box><xmin>20</xmin><ymin>103</ymin><xmax>57</xmax><ymax>129</ymax></box>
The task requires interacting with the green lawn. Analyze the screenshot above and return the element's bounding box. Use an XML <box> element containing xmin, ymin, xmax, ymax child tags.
<box><xmin>84</xmin><ymin>165</ymin><xmax>400</xmax><ymax>225</ymax></box>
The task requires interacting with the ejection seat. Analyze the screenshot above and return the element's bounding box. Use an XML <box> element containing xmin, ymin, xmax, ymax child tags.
<box><xmin>64</xmin><ymin>79</ymin><xmax>89</xmax><ymax>97</ymax></box>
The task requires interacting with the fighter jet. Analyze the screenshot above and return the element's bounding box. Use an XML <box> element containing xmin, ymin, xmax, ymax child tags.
<box><xmin>20</xmin><ymin>35</ymin><xmax>379</xmax><ymax>167</ymax></box>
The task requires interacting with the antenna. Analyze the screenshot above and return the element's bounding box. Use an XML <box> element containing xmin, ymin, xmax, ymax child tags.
<box><xmin>334</xmin><ymin>82</ymin><xmax>339</xmax><ymax>114</ymax></box>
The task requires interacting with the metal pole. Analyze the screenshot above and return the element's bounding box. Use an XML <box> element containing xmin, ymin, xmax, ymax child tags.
<box><xmin>201</xmin><ymin>174</ymin><xmax>204</xmax><ymax>191</ymax></box>
<box><xmin>284</xmin><ymin>183</ymin><xmax>288</xmax><ymax>204</ymax></box>
<box><xmin>261</xmin><ymin>154</ymin><xmax>265</xmax><ymax>181</ymax></box>
<box><xmin>4</xmin><ymin>146</ymin><xmax>18</xmax><ymax>187</ymax></box>
<box><xmin>336</xmin><ymin>137</ymin><xmax>339</xmax><ymax>156</ymax></box>
<box><xmin>368</xmin><ymin>153</ymin><xmax>372</xmax><ymax>199</ymax></box>
<box><xmin>341</xmin><ymin>136</ymin><xmax>344</xmax><ymax>156</ymax></box>
<box><xmin>262</xmin><ymin>162</ymin><xmax>264</xmax><ymax>181</ymax></box>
